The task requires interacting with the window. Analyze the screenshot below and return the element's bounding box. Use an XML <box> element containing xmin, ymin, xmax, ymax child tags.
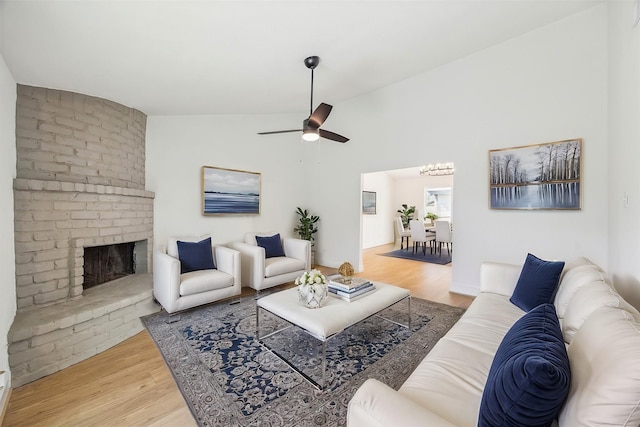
<box><xmin>424</xmin><ymin>187</ymin><xmax>452</xmax><ymax>220</ymax></box>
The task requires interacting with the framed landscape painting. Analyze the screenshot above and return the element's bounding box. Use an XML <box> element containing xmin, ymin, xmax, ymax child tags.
<box><xmin>362</xmin><ymin>191</ymin><xmax>377</xmax><ymax>214</ymax></box>
<box><xmin>202</xmin><ymin>166</ymin><xmax>261</xmax><ymax>215</ymax></box>
<box><xmin>489</xmin><ymin>138</ymin><xmax>582</xmax><ymax>210</ymax></box>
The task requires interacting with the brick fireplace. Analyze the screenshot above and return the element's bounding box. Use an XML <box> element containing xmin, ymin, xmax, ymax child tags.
<box><xmin>9</xmin><ymin>85</ymin><xmax>159</xmax><ymax>387</ymax></box>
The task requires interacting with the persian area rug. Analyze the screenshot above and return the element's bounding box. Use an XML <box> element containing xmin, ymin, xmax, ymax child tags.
<box><xmin>142</xmin><ymin>295</ymin><xmax>464</xmax><ymax>427</ymax></box>
<box><xmin>380</xmin><ymin>248</ymin><xmax>452</xmax><ymax>265</ymax></box>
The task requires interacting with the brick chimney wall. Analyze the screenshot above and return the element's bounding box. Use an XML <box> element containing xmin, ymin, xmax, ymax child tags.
<box><xmin>13</xmin><ymin>85</ymin><xmax>154</xmax><ymax>311</ymax></box>
<box><xmin>16</xmin><ymin>85</ymin><xmax>146</xmax><ymax>188</ymax></box>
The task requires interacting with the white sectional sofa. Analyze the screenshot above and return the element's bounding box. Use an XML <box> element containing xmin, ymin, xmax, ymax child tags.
<box><xmin>348</xmin><ymin>257</ymin><xmax>640</xmax><ymax>426</ymax></box>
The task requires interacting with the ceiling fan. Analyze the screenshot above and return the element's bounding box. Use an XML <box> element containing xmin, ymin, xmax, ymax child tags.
<box><xmin>258</xmin><ymin>56</ymin><xmax>349</xmax><ymax>143</ymax></box>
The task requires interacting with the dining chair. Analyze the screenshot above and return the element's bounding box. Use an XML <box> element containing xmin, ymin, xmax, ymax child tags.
<box><xmin>395</xmin><ymin>217</ymin><xmax>411</xmax><ymax>250</ymax></box>
<box><xmin>409</xmin><ymin>219</ymin><xmax>435</xmax><ymax>255</ymax></box>
<box><xmin>435</xmin><ymin>220</ymin><xmax>453</xmax><ymax>256</ymax></box>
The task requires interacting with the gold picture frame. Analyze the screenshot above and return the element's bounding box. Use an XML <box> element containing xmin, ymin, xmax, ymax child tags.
<box><xmin>489</xmin><ymin>138</ymin><xmax>582</xmax><ymax>210</ymax></box>
<box><xmin>202</xmin><ymin>165</ymin><xmax>261</xmax><ymax>215</ymax></box>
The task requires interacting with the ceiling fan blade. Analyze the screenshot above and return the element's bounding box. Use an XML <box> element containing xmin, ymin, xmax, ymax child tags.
<box><xmin>319</xmin><ymin>129</ymin><xmax>349</xmax><ymax>143</ymax></box>
<box><xmin>308</xmin><ymin>103</ymin><xmax>332</xmax><ymax>128</ymax></box>
<box><xmin>257</xmin><ymin>129</ymin><xmax>302</xmax><ymax>135</ymax></box>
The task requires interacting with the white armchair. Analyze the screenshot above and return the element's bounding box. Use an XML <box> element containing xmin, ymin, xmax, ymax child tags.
<box><xmin>229</xmin><ymin>231</ymin><xmax>310</xmax><ymax>293</ymax></box>
<box><xmin>153</xmin><ymin>235</ymin><xmax>241</xmax><ymax>314</ymax></box>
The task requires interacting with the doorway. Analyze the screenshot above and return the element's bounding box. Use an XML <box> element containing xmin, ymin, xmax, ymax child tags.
<box><xmin>361</xmin><ymin>164</ymin><xmax>455</xmax><ymax>262</ymax></box>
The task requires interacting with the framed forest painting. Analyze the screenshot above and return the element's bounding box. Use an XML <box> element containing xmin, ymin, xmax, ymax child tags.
<box><xmin>202</xmin><ymin>166</ymin><xmax>261</xmax><ymax>215</ymax></box>
<box><xmin>489</xmin><ymin>138</ymin><xmax>582</xmax><ymax>210</ymax></box>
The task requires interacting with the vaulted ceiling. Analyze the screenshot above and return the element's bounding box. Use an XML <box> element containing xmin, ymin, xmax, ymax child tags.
<box><xmin>0</xmin><ymin>0</ymin><xmax>601</xmax><ymax>116</ymax></box>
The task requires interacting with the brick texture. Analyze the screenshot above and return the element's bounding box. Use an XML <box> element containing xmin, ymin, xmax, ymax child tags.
<box><xmin>16</xmin><ymin>85</ymin><xmax>146</xmax><ymax>189</ymax></box>
<box><xmin>13</xmin><ymin>86</ymin><xmax>154</xmax><ymax>310</ymax></box>
<box><xmin>13</xmin><ymin>179</ymin><xmax>154</xmax><ymax>308</ymax></box>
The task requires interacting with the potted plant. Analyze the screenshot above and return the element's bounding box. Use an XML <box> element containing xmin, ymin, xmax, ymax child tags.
<box><xmin>294</xmin><ymin>207</ymin><xmax>319</xmax><ymax>266</ymax></box>
<box><xmin>397</xmin><ymin>204</ymin><xmax>416</xmax><ymax>228</ymax></box>
<box><xmin>294</xmin><ymin>207</ymin><xmax>319</xmax><ymax>243</ymax></box>
<box><xmin>425</xmin><ymin>212</ymin><xmax>439</xmax><ymax>225</ymax></box>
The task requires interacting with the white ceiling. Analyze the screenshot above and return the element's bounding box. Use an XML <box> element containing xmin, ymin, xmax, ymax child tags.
<box><xmin>0</xmin><ymin>0</ymin><xmax>601</xmax><ymax>116</ymax></box>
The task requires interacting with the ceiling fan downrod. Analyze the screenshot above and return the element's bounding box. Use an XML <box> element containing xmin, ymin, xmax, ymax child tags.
<box><xmin>304</xmin><ymin>56</ymin><xmax>320</xmax><ymax>117</ymax></box>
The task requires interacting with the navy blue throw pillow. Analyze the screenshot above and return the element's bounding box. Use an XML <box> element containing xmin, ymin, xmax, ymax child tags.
<box><xmin>255</xmin><ymin>234</ymin><xmax>285</xmax><ymax>258</ymax></box>
<box><xmin>177</xmin><ymin>237</ymin><xmax>215</xmax><ymax>274</ymax></box>
<box><xmin>510</xmin><ymin>253</ymin><xmax>565</xmax><ymax>311</ymax></box>
<box><xmin>478</xmin><ymin>303</ymin><xmax>571</xmax><ymax>427</ymax></box>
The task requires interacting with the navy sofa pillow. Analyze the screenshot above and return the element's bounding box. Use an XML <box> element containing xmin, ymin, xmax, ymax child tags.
<box><xmin>510</xmin><ymin>253</ymin><xmax>565</xmax><ymax>311</ymax></box>
<box><xmin>177</xmin><ymin>237</ymin><xmax>216</xmax><ymax>274</ymax></box>
<box><xmin>255</xmin><ymin>234</ymin><xmax>285</xmax><ymax>258</ymax></box>
<box><xmin>478</xmin><ymin>303</ymin><xmax>571</xmax><ymax>427</ymax></box>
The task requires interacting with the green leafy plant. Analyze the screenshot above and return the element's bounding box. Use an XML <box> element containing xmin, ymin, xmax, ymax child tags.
<box><xmin>425</xmin><ymin>212</ymin><xmax>439</xmax><ymax>222</ymax></box>
<box><xmin>397</xmin><ymin>204</ymin><xmax>416</xmax><ymax>228</ymax></box>
<box><xmin>294</xmin><ymin>207</ymin><xmax>319</xmax><ymax>245</ymax></box>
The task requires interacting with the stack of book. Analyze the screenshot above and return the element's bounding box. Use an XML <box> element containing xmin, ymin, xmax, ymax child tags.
<box><xmin>328</xmin><ymin>276</ymin><xmax>375</xmax><ymax>302</ymax></box>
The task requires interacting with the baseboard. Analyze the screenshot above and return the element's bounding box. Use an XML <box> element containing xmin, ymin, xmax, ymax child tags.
<box><xmin>449</xmin><ymin>281</ymin><xmax>480</xmax><ymax>297</ymax></box>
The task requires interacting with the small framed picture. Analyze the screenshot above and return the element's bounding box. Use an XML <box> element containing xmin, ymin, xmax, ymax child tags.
<box><xmin>202</xmin><ymin>166</ymin><xmax>261</xmax><ymax>215</ymax></box>
<box><xmin>362</xmin><ymin>191</ymin><xmax>377</xmax><ymax>215</ymax></box>
<box><xmin>489</xmin><ymin>138</ymin><xmax>582</xmax><ymax>210</ymax></box>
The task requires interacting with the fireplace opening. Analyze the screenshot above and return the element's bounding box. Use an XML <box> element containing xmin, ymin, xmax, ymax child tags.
<box><xmin>83</xmin><ymin>243</ymin><xmax>135</xmax><ymax>290</ymax></box>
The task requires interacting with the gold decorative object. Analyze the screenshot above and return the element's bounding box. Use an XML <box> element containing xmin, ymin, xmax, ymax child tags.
<box><xmin>338</xmin><ymin>262</ymin><xmax>354</xmax><ymax>284</ymax></box>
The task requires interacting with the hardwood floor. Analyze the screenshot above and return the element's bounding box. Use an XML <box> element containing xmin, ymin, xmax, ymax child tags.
<box><xmin>2</xmin><ymin>242</ymin><xmax>473</xmax><ymax>426</ymax></box>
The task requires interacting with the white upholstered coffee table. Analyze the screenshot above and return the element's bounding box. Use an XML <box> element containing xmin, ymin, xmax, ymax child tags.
<box><xmin>256</xmin><ymin>281</ymin><xmax>411</xmax><ymax>390</ymax></box>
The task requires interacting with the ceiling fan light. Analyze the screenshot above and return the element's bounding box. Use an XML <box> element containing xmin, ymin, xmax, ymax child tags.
<box><xmin>302</xmin><ymin>129</ymin><xmax>319</xmax><ymax>141</ymax></box>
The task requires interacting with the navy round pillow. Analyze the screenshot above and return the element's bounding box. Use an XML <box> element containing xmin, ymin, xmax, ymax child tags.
<box><xmin>478</xmin><ymin>303</ymin><xmax>571</xmax><ymax>427</ymax></box>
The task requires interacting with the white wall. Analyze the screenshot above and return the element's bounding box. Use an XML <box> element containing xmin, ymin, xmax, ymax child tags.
<box><xmin>146</xmin><ymin>114</ymin><xmax>313</xmax><ymax>249</ymax></box>
<box><xmin>607</xmin><ymin>0</ymin><xmax>640</xmax><ymax>309</ymax></box>
<box><xmin>308</xmin><ymin>5</ymin><xmax>608</xmax><ymax>294</ymax></box>
<box><xmin>147</xmin><ymin>5</ymin><xmax>609</xmax><ymax>297</ymax></box>
<box><xmin>0</xmin><ymin>51</ymin><xmax>17</xmax><ymax>392</ymax></box>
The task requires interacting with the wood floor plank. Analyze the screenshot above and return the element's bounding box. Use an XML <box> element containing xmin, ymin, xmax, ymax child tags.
<box><xmin>3</xmin><ymin>242</ymin><xmax>473</xmax><ymax>426</ymax></box>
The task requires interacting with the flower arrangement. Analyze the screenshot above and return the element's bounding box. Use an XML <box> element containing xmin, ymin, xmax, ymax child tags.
<box><xmin>296</xmin><ymin>269</ymin><xmax>328</xmax><ymax>309</ymax></box>
<box><xmin>295</xmin><ymin>269</ymin><xmax>327</xmax><ymax>287</ymax></box>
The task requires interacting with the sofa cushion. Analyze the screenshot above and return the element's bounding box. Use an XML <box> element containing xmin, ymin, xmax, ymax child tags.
<box><xmin>264</xmin><ymin>256</ymin><xmax>305</xmax><ymax>278</ymax></box>
<box><xmin>562</xmin><ymin>281</ymin><xmax>639</xmax><ymax>344</ymax></box>
<box><xmin>554</xmin><ymin>263</ymin><xmax>607</xmax><ymax>320</ymax></box>
<box><xmin>557</xmin><ymin>257</ymin><xmax>590</xmax><ymax>282</ymax></box>
<box><xmin>179</xmin><ymin>268</ymin><xmax>234</xmax><ymax>296</ymax></box>
<box><xmin>255</xmin><ymin>233</ymin><xmax>286</xmax><ymax>258</ymax></box>
<box><xmin>510</xmin><ymin>253</ymin><xmax>565</xmax><ymax>311</ymax></box>
<box><xmin>177</xmin><ymin>237</ymin><xmax>216</xmax><ymax>274</ymax></box>
<box><xmin>559</xmin><ymin>306</ymin><xmax>640</xmax><ymax>426</ymax></box>
<box><xmin>479</xmin><ymin>303</ymin><xmax>571</xmax><ymax>427</ymax></box>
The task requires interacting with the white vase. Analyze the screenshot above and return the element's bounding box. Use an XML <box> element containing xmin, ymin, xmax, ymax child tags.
<box><xmin>298</xmin><ymin>283</ymin><xmax>328</xmax><ymax>309</ymax></box>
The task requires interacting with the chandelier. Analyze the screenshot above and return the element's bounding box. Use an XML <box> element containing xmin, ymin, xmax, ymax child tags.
<box><xmin>420</xmin><ymin>163</ymin><xmax>455</xmax><ymax>176</ymax></box>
